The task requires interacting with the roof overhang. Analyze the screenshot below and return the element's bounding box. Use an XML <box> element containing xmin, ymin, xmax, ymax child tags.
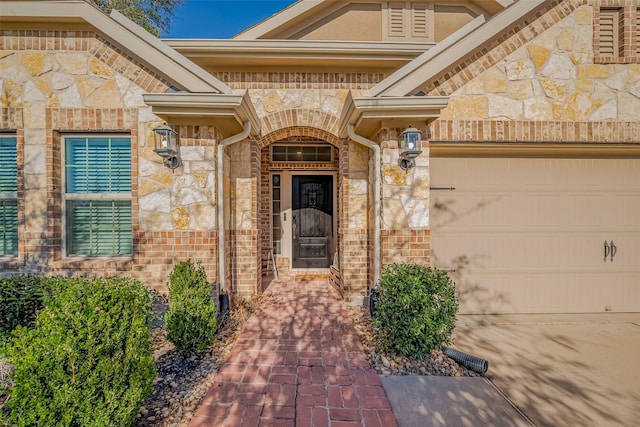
<box><xmin>0</xmin><ymin>0</ymin><xmax>230</xmax><ymax>93</ymax></box>
<box><xmin>163</xmin><ymin>39</ymin><xmax>434</xmax><ymax>71</ymax></box>
<box><xmin>142</xmin><ymin>92</ymin><xmax>262</xmax><ymax>136</ymax></box>
<box><xmin>339</xmin><ymin>92</ymin><xmax>449</xmax><ymax>139</ymax></box>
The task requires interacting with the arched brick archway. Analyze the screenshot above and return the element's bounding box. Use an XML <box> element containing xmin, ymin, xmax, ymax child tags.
<box><xmin>258</xmin><ymin>109</ymin><xmax>345</xmax><ymax>291</ymax></box>
<box><xmin>259</xmin><ymin>109</ymin><xmax>341</xmax><ymax>148</ymax></box>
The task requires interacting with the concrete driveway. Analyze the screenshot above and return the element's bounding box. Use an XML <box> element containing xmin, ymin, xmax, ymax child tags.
<box><xmin>453</xmin><ymin>313</ymin><xmax>640</xmax><ymax>427</ymax></box>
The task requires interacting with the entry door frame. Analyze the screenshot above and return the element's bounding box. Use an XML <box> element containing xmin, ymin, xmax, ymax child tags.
<box><xmin>277</xmin><ymin>171</ymin><xmax>337</xmax><ymax>270</ymax></box>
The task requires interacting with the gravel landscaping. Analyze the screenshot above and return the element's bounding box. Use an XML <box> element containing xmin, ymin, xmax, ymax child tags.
<box><xmin>134</xmin><ymin>295</ymin><xmax>262</xmax><ymax>427</ymax></box>
<box><xmin>350</xmin><ymin>306</ymin><xmax>482</xmax><ymax>378</ymax></box>
<box><xmin>0</xmin><ymin>290</ymin><xmax>479</xmax><ymax>427</ymax></box>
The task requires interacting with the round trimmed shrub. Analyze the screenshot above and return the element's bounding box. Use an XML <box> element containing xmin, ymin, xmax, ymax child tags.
<box><xmin>165</xmin><ymin>260</ymin><xmax>217</xmax><ymax>355</ymax></box>
<box><xmin>4</xmin><ymin>277</ymin><xmax>156</xmax><ymax>427</ymax></box>
<box><xmin>373</xmin><ymin>263</ymin><xmax>458</xmax><ymax>358</ymax></box>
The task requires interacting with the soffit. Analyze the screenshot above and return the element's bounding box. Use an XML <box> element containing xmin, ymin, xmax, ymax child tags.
<box><xmin>0</xmin><ymin>0</ymin><xmax>230</xmax><ymax>93</ymax></box>
<box><xmin>142</xmin><ymin>92</ymin><xmax>261</xmax><ymax>136</ymax></box>
<box><xmin>339</xmin><ymin>91</ymin><xmax>449</xmax><ymax>138</ymax></box>
<box><xmin>164</xmin><ymin>39</ymin><xmax>434</xmax><ymax>72</ymax></box>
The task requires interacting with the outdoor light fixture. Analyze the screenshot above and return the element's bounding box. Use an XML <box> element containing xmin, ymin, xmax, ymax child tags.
<box><xmin>398</xmin><ymin>125</ymin><xmax>422</xmax><ymax>170</ymax></box>
<box><xmin>153</xmin><ymin>123</ymin><xmax>181</xmax><ymax>169</ymax></box>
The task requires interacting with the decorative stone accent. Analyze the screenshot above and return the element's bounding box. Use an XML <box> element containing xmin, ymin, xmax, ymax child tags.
<box><xmin>18</xmin><ymin>52</ymin><xmax>54</xmax><ymax>76</ymax></box>
<box><xmin>528</xmin><ymin>45</ymin><xmax>552</xmax><ymax>71</ymax></box>
<box><xmin>139</xmin><ymin>178</ymin><xmax>167</xmax><ymax>197</ymax></box>
<box><xmin>89</xmin><ymin>57</ymin><xmax>114</xmax><ymax>79</ymax></box>
<box><xmin>172</xmin><ymin>207</ymin><xmax>190</xmax><ymax>230</ymax></box>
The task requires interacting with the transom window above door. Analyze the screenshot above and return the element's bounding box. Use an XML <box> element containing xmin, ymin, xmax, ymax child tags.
<box><xmin>271</xmin><ymin>144</ymin><xmax>333</xmax><ymax>162</ymax></box>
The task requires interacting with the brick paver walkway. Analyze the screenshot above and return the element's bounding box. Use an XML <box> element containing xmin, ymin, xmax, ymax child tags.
<box><xmin>190</xmin><ymin>277</ymin><xmax>397</xmax><ymax>427</ymax></box>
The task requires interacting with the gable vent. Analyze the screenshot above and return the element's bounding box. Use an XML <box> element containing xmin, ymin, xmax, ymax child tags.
<box><xmin>412</xmin><ymin>3</ymin><xmax>428</xmax><ymax>37</ymax></box>
<box><xmin>599</xmin><ymin>9</ymin><xmax>619</xmax><ymax>57</ymax></box>
<box><xmin>389</xmin><ymin>2</ymin><xmax>405</xmax><ymax>37</ymax></box>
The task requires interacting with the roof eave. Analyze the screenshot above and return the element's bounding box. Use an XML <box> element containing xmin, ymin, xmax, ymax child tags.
<box><xmin>143</xmin><ymin>92</ymin><xmax>262</xmax><ymax>137</ymax></box>
<box><xmin>0</xmin><ymin>0</ymin><xmax>229</xmax><ymax>94</ymax></box>
<box><xmin>339</xmin><ymin>93</ymin><xmax>449</xmax><ymax>139</ymax></box>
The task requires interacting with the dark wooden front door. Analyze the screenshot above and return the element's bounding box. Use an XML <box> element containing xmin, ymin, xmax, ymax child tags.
<box><xmin>292</xmin><ymin>175</ymin><xmax>333</xmax><ymax>268</ymax></box>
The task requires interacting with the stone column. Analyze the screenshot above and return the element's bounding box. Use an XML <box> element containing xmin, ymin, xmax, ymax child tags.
<box><xmin>380</xmin><ymin>129</ymin><xmax>430</xmax><ymax>268</ymax></box>
<box><xmin>340</xmin><ymin>141</ymin><xmax>371</xmax><ymax>303</ymax></box>
<box><xmin>227</xmin><ymin>140</ymin><xmax>260</xmax><ymax>296</ymax></box>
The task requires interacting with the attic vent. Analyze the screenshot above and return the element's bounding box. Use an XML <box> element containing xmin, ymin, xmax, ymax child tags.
<box><xmin>412</xmin><ymin>3</ymin><xmax>428</xmax><ymax>38</ymax></box>
<box><xmin>389</xmin><ymin>2</ymin><xmax>405</xmax><ymax>37</ymax></box>
<box><xmin>385</xmin><ymin>2</ymin><xmax>433</xmax><ymax>41</ymax></box>
<box><xmin>598</xmin><ymin>8</ymin><xmax>619</xmax><ymax>57</ymax></box>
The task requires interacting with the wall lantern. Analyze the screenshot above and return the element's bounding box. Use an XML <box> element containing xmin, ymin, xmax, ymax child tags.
<box><xmin>153</xmin><ymin>123</ymin><xmax>181</xmax><ymax>169</ymax></box>
<box><xmin>398</xmin><ymin>125</ymin><xmax>423</xmax><ymax>170</ymax></box>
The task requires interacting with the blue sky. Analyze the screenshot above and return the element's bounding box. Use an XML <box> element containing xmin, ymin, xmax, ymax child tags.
<box><xmin>166</xmin><ymin>1</ymin><xmax>297</xmax><ymax>39</ymax></box>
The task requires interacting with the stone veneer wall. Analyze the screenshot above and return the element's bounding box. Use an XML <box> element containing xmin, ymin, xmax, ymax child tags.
<box><xmin>0</xmin><ymin>29</ymin><xmax>221</xmax><ymax>292</ymax></box>
<box><xmin>424</xmin><ymin>0</ymin><xmax>639</xmax><ymax>135</ymax></box>
<box><xmin>378</xmin><ymin>129</ymin><xmax>431</xmax><ymax>269</ymax></box>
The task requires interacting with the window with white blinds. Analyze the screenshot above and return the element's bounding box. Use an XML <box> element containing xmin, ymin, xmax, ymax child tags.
<box><xmin>64</xmin><ymin>136</ymin><xmax>132</xmax><ymax>256</ymax></box>
<box><xmin>0</xmin><ymin>136</ymin><xmax>18</xmax><ymax>256</ymax></box>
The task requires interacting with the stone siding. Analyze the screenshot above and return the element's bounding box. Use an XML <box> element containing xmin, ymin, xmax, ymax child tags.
<box><xmin>0</xmin><ymin>29</ymin><xmax>221</xmax><ymax>290</ymax></box>
<box><xmin>428</xmin><ymin>1</ymin><xmax>640</xmax><ymax>136</ymax></box>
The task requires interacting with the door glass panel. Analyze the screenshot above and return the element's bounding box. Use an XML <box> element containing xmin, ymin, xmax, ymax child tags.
<box><xmin>272</xmin><ymin>174</ymin><xmax>282</xmax><ymax>255</ymax></box>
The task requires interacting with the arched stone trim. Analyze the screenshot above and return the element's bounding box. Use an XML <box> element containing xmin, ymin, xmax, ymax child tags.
<box><xmin>259</xmin><ymin>109</ymin><xmax>341</xmax><ymax>147</ymax></box>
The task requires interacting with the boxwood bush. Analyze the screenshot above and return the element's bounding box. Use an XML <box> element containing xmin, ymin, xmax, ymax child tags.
<box><xmin>0</xmin><ymin>276</ymin><xmax>55</xmax><ymax>336</ymax></box>
<box><xmin>373</xmin><ymin>263</ymin><xmax>458</xmax><ymax>358</ymax></box>
<box><xmin>4</xmin><ymin>277</ymin><xmax>156</xmax><ymax>427</ymax></box>
<box><xmin>165</xmin><ymin>260</ymin><xmax>217</xmax><ymax>355</ymax></box>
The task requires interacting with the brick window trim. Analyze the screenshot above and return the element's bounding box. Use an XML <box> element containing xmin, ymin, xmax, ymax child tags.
<box><xmin>46</xmin><ymin>108</ymin><xmax>139</xmax><ymax>265</ymax></box>
<box><xmin>593</xmin><ymin>5</ymin><xmax>639</xmax><ymax>64</ymax></box>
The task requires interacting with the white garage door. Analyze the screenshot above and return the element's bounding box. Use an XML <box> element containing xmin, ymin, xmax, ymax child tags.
<box><xmin>430</xmin><ymin>157</ymin><xmax>640</xmax><ymax>314</ymax></box>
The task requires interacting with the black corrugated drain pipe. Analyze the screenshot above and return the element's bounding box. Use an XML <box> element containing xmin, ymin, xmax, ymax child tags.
<box><xmin>442</xmin><ymin>346</ymin><xmax>489</xmax><ymax>374</ymax></box>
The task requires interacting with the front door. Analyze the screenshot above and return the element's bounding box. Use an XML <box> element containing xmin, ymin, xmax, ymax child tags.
<box><xmin>292</xmin><ymin>175</ymin><xmax>333</xmax><ymax>268</ymax></box>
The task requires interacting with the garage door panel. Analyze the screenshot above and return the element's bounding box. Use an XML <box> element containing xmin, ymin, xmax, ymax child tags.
<box><xmin>454</xmin><ymin>272</ymin><xmax>638</xmax><ymax>314</ymax></box>
<box><xmin>431</xmin><ymin>157</ymin><xmax>640</xmax><ymax>314</ymax></box>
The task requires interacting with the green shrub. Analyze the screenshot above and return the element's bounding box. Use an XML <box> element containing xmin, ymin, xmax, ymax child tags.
<box><xmin>5</xmin><ymin>277</ymin><xmax>156</xmax><ymax>427</ymax></box>
<box><xmin>165</xmin><ymin>260</ymin><xmax>217</xmax><ymax>355</ymax></box>
<box><xmin>373</xmin><ymin>263</ymin><xmax>458</xmax><ymax>358</ymax></box>
<box><xmin>0</xmin><ymin>276</ymin><xmax>56</xmax><ymax>335</ymax></box>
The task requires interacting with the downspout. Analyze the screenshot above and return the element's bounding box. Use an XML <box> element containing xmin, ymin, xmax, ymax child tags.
<box><xmin>347</xmin><ymin>124</ymin><xmax>381</xmax><ymax>288</ymax></box>
<box><xmin>217</xmin><ymin>121</ymin><xmax>251</xmax><ymax>294</ymax></box>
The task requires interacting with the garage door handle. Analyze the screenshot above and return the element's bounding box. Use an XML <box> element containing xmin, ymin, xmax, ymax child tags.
<box><xmin>610</xmin><ymin>241</ymin><xmax>617</xmax><ymax>262</ymax></box>
<box><xmin>604</xmin><ymin>240</ymin><xmax>618</xmax><ymax>262</ymax></box>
